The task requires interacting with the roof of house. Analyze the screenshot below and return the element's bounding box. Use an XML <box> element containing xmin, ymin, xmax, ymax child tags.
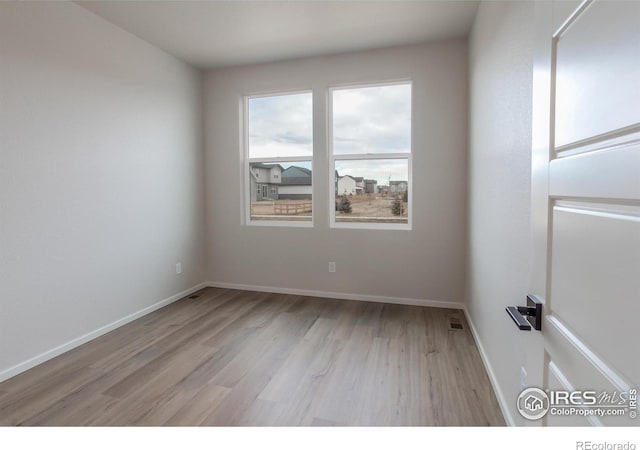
<box><xmin>250</xmin><ymin>162</ymin><xmax>284</xmax><ymax>170</ymax></box>
<box><xmin>390</xmin><ymin>180</ymin><xmax>408</xmax><ymax>185</ymax></box>
<box><xmin>364</xmin><ymin>179</ymin><xmax>377</xmax><ymax>184</ymax></box>
<box><xmin>281</xmin><ymin>165</ymin><xmax>312</xmax><ymax>185</ymax></box>
<box><xmin>353</xmin><ymin>177</ymin><xmax>364</xmax><ymax>182</ymax></box>
<box><xmin>338</xmin><ymin>175</ymin><xmax>355</xmax><ymax>181</ymax></box>
<box><xmin>282</xmin><ymin>178</ymin><xmax>311</xmax><ymax>185</ymax></box>
<box><xmin>283</xmin><ymin>165</ymin><xmax>311</xmax><ymax>176</ymax></box>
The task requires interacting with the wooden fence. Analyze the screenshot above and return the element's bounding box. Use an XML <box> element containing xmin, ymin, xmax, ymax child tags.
<box><xmin>274</xmin><ymin>201</ymin><xmax>312</xmax><ymax>215</ymax></box>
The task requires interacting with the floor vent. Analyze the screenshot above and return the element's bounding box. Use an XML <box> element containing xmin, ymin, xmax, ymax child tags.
<box><xmin>188</xmin><ymin>294</ymin><xmax>201</xmax><ymax>299</ymax></box>
<box><xmin>449</xmin><ymin>317</ymin><xmax>464</xmax><ymax>330</ymax></box>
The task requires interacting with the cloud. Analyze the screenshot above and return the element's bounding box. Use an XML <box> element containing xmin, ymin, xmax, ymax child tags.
<box><xmin>332</xmin><ymin>83</ymin><xmax>411</xmax><ymax>155</ymax></box>
<box><xmin>280</xmin><ymin>161</ymin><xmax>312</xmax><ymax>170</ymax></box>
<box><xmin>247</xmin><ymin>85</ymin><xmax>411</xmax><ymax>184</ymax></box>
<box><xmin>248</xmin><ymin>92</ymin><xmax>313</xmax><ymax>158</ymax></box>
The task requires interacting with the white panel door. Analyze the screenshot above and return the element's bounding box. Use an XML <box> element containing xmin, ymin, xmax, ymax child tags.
<box><xmin>529</xmin><ymin>0</ymin><xmax>640</xmax><ymax>426</ymax></box>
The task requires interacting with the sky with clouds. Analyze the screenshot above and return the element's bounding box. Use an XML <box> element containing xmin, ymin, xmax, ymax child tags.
<box><xmin>332</xmin><ymin>83</ymin><xmax>411</xmax><ymax>156</ymax></box>
<box><xmin>248</xmin><ymin>92</ymin><xmax>313</xmax><ymax>158</ymax></box>
<box><xmin>248</xmin><ymin>84</ymin><xmax>410</xmax><ymax>184</ymax></box>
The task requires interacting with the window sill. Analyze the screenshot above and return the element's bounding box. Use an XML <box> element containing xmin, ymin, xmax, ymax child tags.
<box><xmin>330</xmin><ymin>221</ymin><xmax>412</xmax><ymax>231</ymax></box>
<box><xmin>247</xmin><ymin>219</ymin><xmax>314</xmax><ymax>228</ymax></box>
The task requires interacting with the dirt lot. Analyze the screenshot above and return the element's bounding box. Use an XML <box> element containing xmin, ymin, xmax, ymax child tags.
<box><xmin>336</xmin><ymin>193</ymin><xmax>408</xmax><ymax>219</ymax></box>
<box><xmin>250</xmin><ymin>194</ymin><xmax>407</xmax><ymax>223</ymax></box>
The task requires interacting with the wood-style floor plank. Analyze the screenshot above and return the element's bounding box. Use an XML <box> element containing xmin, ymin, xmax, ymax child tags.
<box><xmin>0</xmin><ymin>287</ymin><xmax>505</xmax><ymax>426</ymax></box>
<box><xmin>164</xmin><ymin>384</ymin><xmax>230</xmax><ymax>426</ymax></box>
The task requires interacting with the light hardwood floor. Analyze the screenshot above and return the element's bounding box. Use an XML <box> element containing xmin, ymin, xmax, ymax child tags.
<box><xmin>0</xmin><ymin>287</ymin><xmax>505</xmax><ymax>426</ymax></box>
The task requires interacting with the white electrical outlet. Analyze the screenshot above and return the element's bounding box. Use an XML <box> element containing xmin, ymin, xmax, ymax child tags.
<box><xmin>328</xmin><ymin>261</ymin><xmax>336</xmax><ymax>273</ymax></box>
<box><xmin>175</xmin><ymin>262</ymin><xmax>182</xmax><ymax>275</ymax></box>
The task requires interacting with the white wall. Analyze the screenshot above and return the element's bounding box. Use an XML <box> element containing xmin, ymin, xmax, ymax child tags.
<box><xmin>466</xmin><ymin>1</ymin><xmax>534</xmax><ymax>425</ymax></box>
<box><xmin>337</xmin><ymin>177</ymin><xmax>357</xmax><ymax>197</ymax></box>
<box><xmin>0</xmin><ymin>2</ymin><xmax>206</xmax><ymax>378</ymax></box>
<box><xmin>204</xmin><ymin>41</ymin><xmax>468</xmax><ymax>305</ymax></box>
<box><xmin>278</xmin><ymin>185</ymin><xmax>312</xmax><ymax>196</ymax></box>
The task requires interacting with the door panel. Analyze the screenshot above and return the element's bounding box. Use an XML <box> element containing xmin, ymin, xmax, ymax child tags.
<box><xmin>546</xmin><ymin>362</ymin><xmax>594</xmax><ymax>426</ymax></box>
<box><xmin>546</xmin><ymin>318</ymin><xmax>628</xmax><ymax>396</ymax></box>
<box><xmin>550</xmin><ymin>138</ymin><xmax>640</xmax><ymax>200</ymax></box>
<box><xmin>554</xmin><ymin>1</ymin><xmax>640</xmax><ymax>147</ymax></box>
<box><xmin>533</xmin><ymin>0</ymin><xmax>640</xmax><ymax>427</ymax></box>
<box><xmin>552</xmin><ymin>1</ymin><xmax>582</xmax><ymax>33</ymax></box>
<box><xmin>550</xmin><ymin>202</ymin><xmax>640</xmax><ymax>383</ymax></box>
<box><xmin>545</xmin><ymin>319</ymin><xmax>631</xmax><ymax>426</ymax></box>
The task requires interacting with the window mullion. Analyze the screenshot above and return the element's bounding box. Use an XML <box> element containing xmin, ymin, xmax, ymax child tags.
<box><xmin>333</xmin><ymin>153</ymin><xmax>410</xmax><ymax>161</ymax></box>
<box><xmin>249</xmin><ymin>156</ymin><xmax>312</xmax><ymax>164</ymax></box>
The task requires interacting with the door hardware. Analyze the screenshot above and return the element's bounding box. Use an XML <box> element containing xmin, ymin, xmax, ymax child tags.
<box><xmin>506</xmin><ymin>295</ymin><xmax>542</xmax><ymax>331</ymax></box>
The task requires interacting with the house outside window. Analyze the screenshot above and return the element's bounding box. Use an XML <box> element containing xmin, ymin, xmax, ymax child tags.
<box><xmin>243</xmin><ymin>81</ymin><xmax>411</xmax><ymax>230</ymax></box>
<box><xmin>329</xmin><ymin>82</ymin><xmax>412</xmax><ymax>229</ymax></box>
<box><xmin>245</xmin><ymin>91</ymin><xmax>313</xmax><ymax>225</ymax></box>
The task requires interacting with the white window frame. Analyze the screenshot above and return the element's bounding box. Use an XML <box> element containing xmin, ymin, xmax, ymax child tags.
<box><xmin>328</xmin><ymin>80</ymin><xmax>413</xmax><ymax>231</ymax></box>
<box><xmin>242</xmin><ymin>89</ymin><xmax>314</xmax><ymax>228</ymax></box>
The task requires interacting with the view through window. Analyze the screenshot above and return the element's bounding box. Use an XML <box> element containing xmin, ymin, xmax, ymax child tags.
<box><xmin>331</xmin><ymin>82</ymin><xmax>412</xmax><ymax>227</ymax></box>
<box><xmin>246</xmin><ymin>92</ymin><xmax>313</xmax><ymax>223</ymax></box>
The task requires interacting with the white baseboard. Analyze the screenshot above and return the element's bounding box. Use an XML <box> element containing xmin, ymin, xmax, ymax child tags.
<box><xmin>207</xmin><ymin>281</ymin><xmax>463</xmax><ymax>310</ymax></box>
<box><xmin>463</xmin><ymin>306</ymin><xmax>515</xmax><ymax>426</ymax></box>
<box><xmin>0</xmin><ymin>281</ymin><xmax>209</xmax><ymax>384</ymax></box>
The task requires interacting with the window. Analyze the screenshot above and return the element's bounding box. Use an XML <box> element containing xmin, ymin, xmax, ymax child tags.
<box><xmin>329</xmin><ymin>82</ymin><xmax>412</xmax><ymax>229</ymax></box>
<box><xmin>245</xmin><ymin>91</ymin><xmax>313</xmax><ymax>224</ymax></box>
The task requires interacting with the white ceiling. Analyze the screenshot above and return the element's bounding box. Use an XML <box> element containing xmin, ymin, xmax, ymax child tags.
<box><xmin>77</xmin><ymin>1</ymin><xmax>479</xmax><ymax>69</ymax></box>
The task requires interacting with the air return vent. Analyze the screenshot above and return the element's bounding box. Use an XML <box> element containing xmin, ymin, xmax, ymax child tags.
<box><xmin>448</xmin><ymin>316</ymin><xmax>464</xmax><ymax>330</ymax></box>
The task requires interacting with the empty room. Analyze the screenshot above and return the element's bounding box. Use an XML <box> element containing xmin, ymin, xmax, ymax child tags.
<box><xmin>1</xmin><ymin>0</ymin><xmax>638</xmax><ymax>442</ymax></box>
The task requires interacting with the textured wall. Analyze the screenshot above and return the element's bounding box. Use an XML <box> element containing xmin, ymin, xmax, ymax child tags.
<box><xmin>466</xmin><ymin>0</ymin><xmax>534</xmax><ymax>425</ymax></box>
<box><xmin>0</xmin><ymin>2</ymin><xmax>206</xmax><ymax>376</ymax></box>
<box><xmin>204</xmin><ymin>41</ymin><xmax>468</xmax><ymax>305</ymax></box>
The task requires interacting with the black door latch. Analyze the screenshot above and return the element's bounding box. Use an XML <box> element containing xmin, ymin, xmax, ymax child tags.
<box><xmin>506</xmin><ymin>295</ymin><xmax>543</xmax><ymax>331</ymax></box>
